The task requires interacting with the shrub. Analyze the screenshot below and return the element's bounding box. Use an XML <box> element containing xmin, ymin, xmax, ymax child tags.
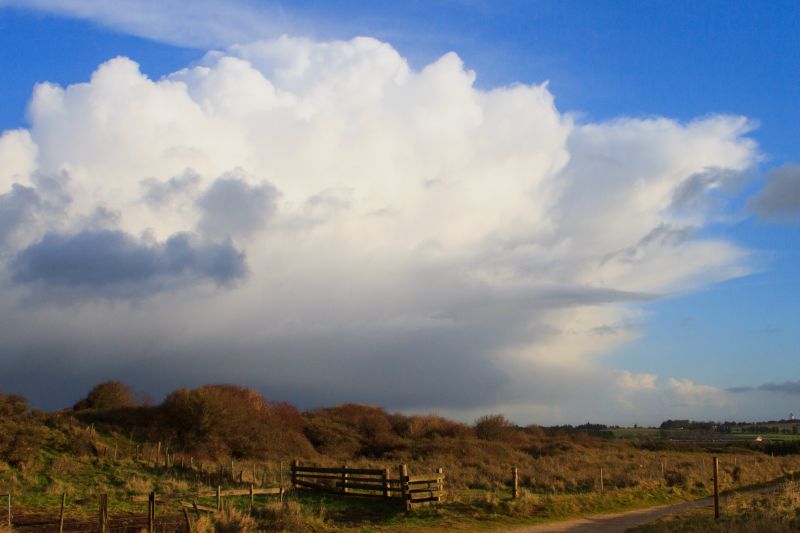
<box><xmin>0</xmin><ymin>394</ymin><xmax>46</xmax><ymax>467</ymax></box>
<box><xmin>303</xmin><ymin>404</ymin><xmax>406</xmax><ymax>458</ymax></box>
<box><xmin>73</xmin><ymin>381</ymin><xmax>137</xmax><ymax>411</ymax></box>
<box><xmin>474</xmin><ymin>414</ymin><xmax>517</xmax><ymax>442</ymax></box>
<box><xmin>160</xmin><ymin>384</ymin><xmax>314</xmax><ymax>458</ymax></box>
<box><xmin>397</xmin><ymin>415</ymin><xmax>472</xmax><ymax>440</ymax></box>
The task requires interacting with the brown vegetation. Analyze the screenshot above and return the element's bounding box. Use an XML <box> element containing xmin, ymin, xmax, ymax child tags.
<box><xmin>73</xmin><ymin>380</ymin><xmax>138</xmax><ymax>411</ymax></box>
<box><xmin>2</xmin><ymin>381</ymin><xmax>800</xmax><ymax>533</ymax></box>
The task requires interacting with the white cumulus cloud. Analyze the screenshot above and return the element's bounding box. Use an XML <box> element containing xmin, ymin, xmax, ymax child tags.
<box><xmin>0</xmin><ymin>36</ymin><xmax>758</xmax><ymax>420</ymax></box>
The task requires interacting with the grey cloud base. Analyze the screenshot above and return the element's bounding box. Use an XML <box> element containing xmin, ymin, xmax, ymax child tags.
<box><xmin>11</xmin><ymin>229</ymin><xmax>246</xmax><ymax>297</ymax></box>
<box><xmin>728</xmin><ymin>381</ymin><xmax>800</xmax><ymax>396</ymax></box>
<box><xmin>748</xmin><ymin>165</ymin><xmax>800</xmax><ymax>221</ymax></box>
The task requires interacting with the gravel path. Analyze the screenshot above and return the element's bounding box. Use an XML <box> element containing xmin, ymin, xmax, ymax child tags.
<box><xmin>508</xmin><ymin>497</ymin><xmax>714</xmax><ymax>533</ymax></box>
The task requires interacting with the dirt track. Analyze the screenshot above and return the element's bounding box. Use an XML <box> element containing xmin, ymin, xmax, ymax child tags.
<box><xmin>509</xmin><ymin>497</ymin><xmax>714</xmax><ymax>532</ymax></box>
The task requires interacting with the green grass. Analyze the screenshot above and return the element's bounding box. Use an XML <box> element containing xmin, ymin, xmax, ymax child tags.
<box><xmin>732</xmin><ymin>433</ymin><xmax>800</xmax><ymax>442</ymax></box>
<box><xmin>286</xmin><ymin>486</ymin><xmax>693</xmax><ymax>532</ymax></box>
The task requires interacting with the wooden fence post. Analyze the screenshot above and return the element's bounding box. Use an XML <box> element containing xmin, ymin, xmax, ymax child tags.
<box><xmin>512</xmin><ymin>467</ymin><xmax>519</xmax><ymax>499</ymax></box>
<box><xmin>148</xmin><ymin>491</ymin><xmax>155</xmax><ymax>533</ymax></box>
<box><xmin>291</xmin><ymin>459</ymin><xmax>298</xmax><ymax>490</ymax></box>
<box><xmin>713</xmin><ymin>456</ymin><xmax>720</xmax><ymax>519</ymax></box>
<box><xmin>216</xmin><ymin>485</ymin><xmax>222</xmax><ymax>511</ymax></box>
<box><xmin>231</xmin><ymin>460</ymin><xmax>235</xmax><ymax>482</ymax></box>
<box><xmin>341</xmin><ymin>464</ymin><xmax>349</xmax><ymax>494</ymax></box>
<box><xmin>399</xmin><ymin>464</ymin><xmax>411</xmax><ymax>511</ymax></box>
<box><xmin>183</xmin><ymin>508</ymin><xmax>192</xmax><ymax>532</ymax></box>
<box><xmin>252</xmin><ymin>463</ymin><xmax>256</xmax><ymax>485</ymax></box>
<box><xmin>98</xmin><ymin>493</ymin><xmax>108</xmax><ymax>533</ymax></box>
<box><xmin>155</xmin><ymin>442</ymin><xmax>161</xmax><ymax>467</ymax></box>
<box><xmin>59</xmin><ymin>493</ymin><xmax>65</xmax><ymax>533</ymax></box>
<box><xmin>7</xmin><ymin>493</ymin><xmax>11</xmax><ymax>531</ymax></box>
<box><xmin>600</xmin><ymin>467</ymin><xmax>604</xmax><ymax>493</ymax></box>
<box><xmin>437</xmin><ymin>467</ymin><xmax>444</xmax><ymax>502</ymax></box>
<box><xmin>383</xmin><ymin>468</ymin><xmax>391</xmax><ymax>499</ymax></box>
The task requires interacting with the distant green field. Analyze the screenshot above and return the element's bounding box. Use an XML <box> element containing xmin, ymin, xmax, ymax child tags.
<box><xmin>610</xmin><ymin>428</ymin><xmax>661</xmax><ymax>438</ymax></box>
<box><xmin>609</xmin><ymin>428</ymin><xmax>800</xmax><ymax>442</ymax></box>
<box><xmin>733</xmin><ymin>433</ymin><xmax>800</xmax><ymax>442</ymax></box>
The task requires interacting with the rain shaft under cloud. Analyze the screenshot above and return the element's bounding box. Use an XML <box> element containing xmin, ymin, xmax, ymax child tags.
<box><xmin>0</xmin><ymin>36</ymin><xmax>761</xmax><ymax>422</ymax></box>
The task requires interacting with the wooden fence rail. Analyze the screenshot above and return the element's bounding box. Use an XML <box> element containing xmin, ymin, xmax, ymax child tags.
<box><xmin>290</xmin><ymin>461</ymin><xmax>445</xmax><ymax>510</ymax></box>
<box><xmin>1</xmin><ymin>485</ymin><xmax>285</xmax><ymax>532</ymax></box>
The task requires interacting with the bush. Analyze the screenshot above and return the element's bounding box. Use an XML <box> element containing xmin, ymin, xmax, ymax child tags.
<box><xmin>0</xmin><ymin>394</ymin><xmax>46</xmax><ymax>467</ymax></box>
<box><xmin>160</xmin><ymin>384</ymin><xmax>314</xmax><ymax>458</ymax></box>
<box><xmin>73</xmin><ymin>381</ymin><xmax>137</xmax><ymax>411</ymax></box>
<box><xmin>474</xmin><ymin>414</ymin><xmax>517</xmax><ymax>442</ymax></box>
<box><xmin>303</xmin><ymin>404</ymin><xmax>406</xmax><ymax>458</ymax></box>
<box><xmin>396</xmin><ymin>415</ymin><xmax>472</xmax><ymax>440</ymax></box>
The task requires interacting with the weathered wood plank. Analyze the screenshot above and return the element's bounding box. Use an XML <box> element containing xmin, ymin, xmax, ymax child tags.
<box><xmin>408</xmin><ymin>485</ymin><xmax>444</xmax><ymax>494</ymax></box>
<box><xmin>334</xmin><ymin>481</ymin><xmax>387</xmax><ymax>492</ymax></box>
<box><xmin>196</xmin><ymin>487</ymin><xmax>282</xmax><ymax>497</ymax></box>
<box><xmin>297</xmin><ymin>473</ymin><xmax>388</xmax><ymax>483</ymax></box>
<box><xmin>408</xmin><ymin>491</ymin><xmax>445</xmax><ymax>500</ymax></box>
<box><xmin>180</xmin><ymin>501</ymin><xmax>216</xmax><ymax>513</ymax></box>
<box><xmin>296</xmin><ymin>480</ymin><xmax>400</xmax><ymax>499</ymax></box>
<box><xmin>407</xmin><ymin>475</ymin><xmax>445</xmax><ymax>484</ymax></box>
<box><xmin>294</xmin><ymin>479</ymin><xmax>341</xmax><ymax>494</ymax></box>
<box><xmin>292</xmin><ymin>466</ymin><xmax>386</xmax><ymax>476</ymax></box>
<box><xmin>409</xmin><ymin>496</ymin><xmax>443</xmax><ymax>504</ymax></box>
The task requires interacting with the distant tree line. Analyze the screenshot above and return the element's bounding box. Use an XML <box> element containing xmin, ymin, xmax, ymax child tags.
<box><xmin>659</xmin><ymin>419</ymin><xmax>800</xmax><ymax>433</ymax></box>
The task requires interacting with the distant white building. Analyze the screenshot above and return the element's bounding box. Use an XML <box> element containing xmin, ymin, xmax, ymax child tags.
<box><xmin>790</xmin><ymin>413</ymin><xmax>796</xmax><ymax>421</ymax></box>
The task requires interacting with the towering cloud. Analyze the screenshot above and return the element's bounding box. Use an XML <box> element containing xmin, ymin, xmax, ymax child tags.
<box><xmin>0</xmin><ymin>36</ymin><xmax>758</xmax><ymax>420</ymax></box>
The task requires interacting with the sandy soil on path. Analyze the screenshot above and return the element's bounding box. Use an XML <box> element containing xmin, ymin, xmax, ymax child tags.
<box><xmin>507</xmin><ymin>497</ymin><xmax>714</xmax><ymax>533</ymax></box>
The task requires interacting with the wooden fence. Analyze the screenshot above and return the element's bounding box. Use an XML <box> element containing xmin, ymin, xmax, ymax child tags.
<box><xmin>290</xmin><ymin>461</ymin><xmax>445</xmax><ymax>510</ymax></box>
<box><xmin>2</xmin><ymin>485</ymin><xmax>284</xmax><ymax>532</ymax></box>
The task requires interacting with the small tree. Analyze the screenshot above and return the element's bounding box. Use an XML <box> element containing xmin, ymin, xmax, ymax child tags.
<box><xmin>74</xmin><ymin>381</ymin><xmax>137</xmax><ymax>411</ymax></box>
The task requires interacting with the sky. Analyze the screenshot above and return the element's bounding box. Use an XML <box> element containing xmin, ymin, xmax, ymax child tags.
<box><xmin>0</xmin><ymin>0</ymin><xmax>798</xmax><ymax>425</ymax></box>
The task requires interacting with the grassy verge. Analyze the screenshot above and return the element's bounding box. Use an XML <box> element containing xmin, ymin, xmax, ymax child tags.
<box><xmin>245</xmin><ymin>485</ymin><xmax>692</xmax><ymax>532</ymax></box>
<box><xmin>628</xmin><ymin>481</ymin><xmax>800</xmax><ymax>532</ymax></box>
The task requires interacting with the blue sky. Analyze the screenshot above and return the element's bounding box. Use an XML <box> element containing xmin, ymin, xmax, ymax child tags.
<box><xmin>0</xmin><ymin>1</ymin><xmax>797</xmax><ymax>423</ymax></box>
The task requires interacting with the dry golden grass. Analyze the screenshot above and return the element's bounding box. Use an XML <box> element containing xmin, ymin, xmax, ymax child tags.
<box><xmin>124</xmin><ymin>476</ymin><xmax>153</xmax><ymax>494</ymax></box>
<box><xmin>630</xmin><ymin>481</ymin><xmax>800</xmax><ymax>532</ymax></box>
<box><xmin>256</xmin><ymin>500</ymin><xmax>329</xmax><ymax>532</ymax></box>
<box><xmin>195</xmin><ymin>507</ymin><xmax>258</xmax><ymax>533</ymax></box>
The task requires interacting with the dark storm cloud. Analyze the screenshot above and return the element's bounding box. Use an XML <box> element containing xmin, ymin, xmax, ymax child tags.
<box><xmin>0</xmin><ymin>313</ymin><xmax>544</xmax><ymax>413</ymax></box>
<box><xmin>0</xmin><ymin>184</ymin><xmax>40</xmax><ymax>247</ymax></box>
<box><xmin>196</xmin><ymin>175</ymin><xmax>278</xmax><ymax>238</ymax></box>
<box><xmin>727</xmin><ymin>380</ymin><xmax>800</xmax><ymax>395</ymax></box>
<box><xmin>10</xmin><ymin>229</ymin><xmax>246</xmax><ymax>297</ymax></box>
<box><xmin>748</xmin><ymin>165</ymin><xmax>800</xmax><ymax>221</ymax></box>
